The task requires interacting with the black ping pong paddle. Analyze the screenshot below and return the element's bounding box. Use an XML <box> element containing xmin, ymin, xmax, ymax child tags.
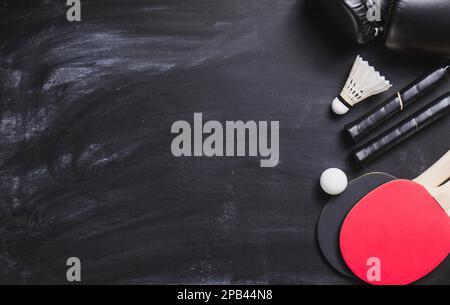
<box><xmin>317</xmin><ymin>172</ymin><xmax>396</xmax><ymax>277</ymax></box>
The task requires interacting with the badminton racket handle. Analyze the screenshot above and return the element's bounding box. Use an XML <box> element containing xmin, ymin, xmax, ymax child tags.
<box><xmin>345</xmin><ymin>61</ymin><xmax>449</xmax><ymax>143</ymax></box>
<box><xmin>353</xmin><ymin>93</ymin><xmax>450</xmax><ymax>165</ymax></box>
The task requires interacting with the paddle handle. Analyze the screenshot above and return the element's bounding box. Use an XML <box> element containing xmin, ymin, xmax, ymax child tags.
<box><xmin>352</xmin><ymin>93</ymin><xmax>450</xmax><ymax>165</ymax></box>
<box><xmin>415</xmin><ymin>150</ymin><xmax>450</xmax><ymax>188</ymax></box>
<box><xmin>429</xmin><ymin>181</ymin><xmax>450</xmax><ymax>217</ymax></box>
<box><xmin>345</xmin><ymin>61</ymin><xmax>449</xmax><ymax>142</ymax></box>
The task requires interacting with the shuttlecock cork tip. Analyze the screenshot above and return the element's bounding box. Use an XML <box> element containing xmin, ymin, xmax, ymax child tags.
<box><xmin>331</xmin><ymin>97</ymin><xmax>349</xmax><ymax>115</ymax></box>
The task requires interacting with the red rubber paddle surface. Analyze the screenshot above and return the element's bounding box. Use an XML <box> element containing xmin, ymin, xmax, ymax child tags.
<box><xmin>340</xmin><ymin>180</ymin><xmax>450</xmax><ymax>285</ymax></box>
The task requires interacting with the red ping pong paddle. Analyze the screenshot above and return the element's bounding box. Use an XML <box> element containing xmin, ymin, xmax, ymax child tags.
<box><xmin>340</xmin><ymin>150</ymin><xmax>450</xmax><ymax>285</ymax></box>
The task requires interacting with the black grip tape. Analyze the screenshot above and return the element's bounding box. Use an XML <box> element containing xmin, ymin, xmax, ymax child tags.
<box><xmin>353</xmin><ymin>93</ymin><xmax>450</xmax><ymax>165</ymax></box>
<box><xmin>345</xmin><ymin>61</ymin><xmax>450</xmax><ymax>142</ymax></box>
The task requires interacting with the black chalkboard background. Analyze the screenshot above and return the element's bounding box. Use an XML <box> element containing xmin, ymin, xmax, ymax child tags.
<box><xmin>0</xmin><ymin>0</ymin><xmax>449</xmax><ymax>285</ymax></box>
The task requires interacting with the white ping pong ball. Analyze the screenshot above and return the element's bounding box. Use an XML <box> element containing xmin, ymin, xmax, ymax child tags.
<box><xmin>320</xmin><ymin>168</ymin><xmax>348</xmax><ymax>195</ymax></box>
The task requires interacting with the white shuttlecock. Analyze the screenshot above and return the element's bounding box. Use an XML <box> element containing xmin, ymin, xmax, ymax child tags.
<box><xmin>332</xmin><ymin>55</ymin><xmax>391</xmax><ymax>115</ymax></box>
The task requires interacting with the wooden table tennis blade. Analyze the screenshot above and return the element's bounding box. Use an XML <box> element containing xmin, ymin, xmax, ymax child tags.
<box><xmin>317</xmin><ymin>173</ymin><xmax>396</xmax><ymax>277</ymax></box>
<box><xmin>340</xmin><ymin>180</ymin><xmax>450</xmax><ymax>285</ymax></box>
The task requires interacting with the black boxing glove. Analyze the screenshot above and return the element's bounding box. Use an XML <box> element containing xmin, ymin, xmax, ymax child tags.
<box><xmin>318</xmin><ymin>0</ymin><xmax>450</xmax><ymax>57</ymax></box>
<box><xmin>317</xmin><ymin>0</ymin><xmax>391</xmax><ymax>44</ymax></box>
<box><xmin>385</xmin><ymin>0</ymin><xmax>450</xmax><ymax>57</ymax></box>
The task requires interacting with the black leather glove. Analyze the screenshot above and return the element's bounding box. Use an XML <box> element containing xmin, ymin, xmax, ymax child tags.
<box><xmin>317</xmin><ymin>0</ymin><xmax>450</xmax><ymax>57</ymax></box>
<box><xmin>385</xmin><ymin>0</ymin><xmax>450</xmax><ymax>57</ymax></box>
<box><xmin>317</xmin><ymin>0</ymin><xmax>391</xmax><ymax>44</ymax></box>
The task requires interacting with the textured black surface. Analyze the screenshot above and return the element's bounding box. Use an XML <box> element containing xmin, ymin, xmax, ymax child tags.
<box><xmin>0</xmin><ymin>0</ymin><xmax>449</xmax><ymax>284</ymax></box>
<box><xmin>317</xmin><ymin>173</ymin><xmax>396</xmax><ymax>278</ymax></box>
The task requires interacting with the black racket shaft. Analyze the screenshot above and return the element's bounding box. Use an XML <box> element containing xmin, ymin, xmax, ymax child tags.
<box><xmin>345</xmin><ymin>61</ymin><xmax>450</xmax><ymax>142</ymax></box>
<box><xmin>353</xmin><ymin>93</ymin><xmax>450</xmax><ymax>165</ymax></box>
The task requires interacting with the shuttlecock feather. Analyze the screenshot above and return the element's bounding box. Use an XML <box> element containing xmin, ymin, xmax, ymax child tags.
<box><xmin>332</xmin><ymin>55</ymin><xmax>391</xmax><ymax>115</ymax></box>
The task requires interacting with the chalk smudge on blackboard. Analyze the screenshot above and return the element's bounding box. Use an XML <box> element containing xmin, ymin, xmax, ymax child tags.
<box><xmin>0</xmin><ymin>0</ymin><xmax>261</xmax><ymax>284</ymax></box>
